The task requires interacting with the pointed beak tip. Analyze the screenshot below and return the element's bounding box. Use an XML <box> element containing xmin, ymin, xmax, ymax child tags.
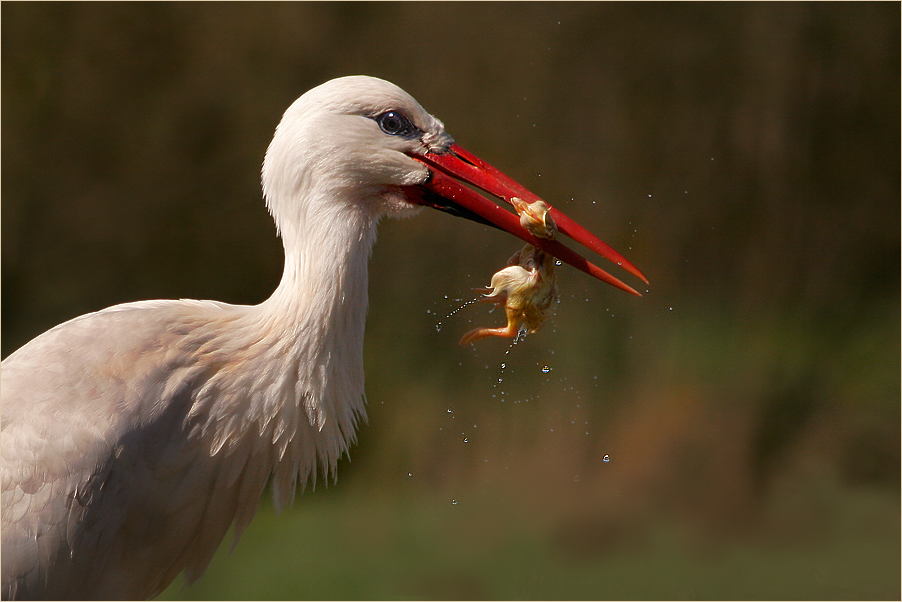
<box><xmin>612</xmin><ymin>278</ymin><xmax>643</xmax><ymax>298</ymax></box>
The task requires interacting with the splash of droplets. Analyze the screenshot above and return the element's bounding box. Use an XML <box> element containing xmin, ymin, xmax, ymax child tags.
<box><xmin>491</xmin><ymin>330</ymin><xmax>529</xmax><ymax>403</ymax></box>
<box><xmin>433</xmin><ymin>296</ymin><xmax>483</xmax><ymax>333</ymax></box>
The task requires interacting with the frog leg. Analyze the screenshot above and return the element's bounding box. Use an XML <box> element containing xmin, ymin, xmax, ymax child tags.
<box><xmin>459</xmin><ymin>307</ymin><xmax>522</xmax><ymax>345</ymax></box>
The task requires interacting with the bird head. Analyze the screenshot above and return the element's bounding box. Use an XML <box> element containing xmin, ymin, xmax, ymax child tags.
<box><xmin>263</xmin><ymin>75</ymin><xmax>647</xmax><ymax>295</ymax></box>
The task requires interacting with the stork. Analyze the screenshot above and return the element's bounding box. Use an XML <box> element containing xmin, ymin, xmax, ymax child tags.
<box><xmin>0</xmin><ymin>76</ymin><xmax>647</xmax><ymax>599</ymax></box>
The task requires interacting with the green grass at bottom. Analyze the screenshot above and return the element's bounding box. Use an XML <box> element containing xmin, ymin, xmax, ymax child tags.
<box><xmin>159</xmin><ymin>483</ymin><xmax>899</xmax><ymax>600</ymax></box>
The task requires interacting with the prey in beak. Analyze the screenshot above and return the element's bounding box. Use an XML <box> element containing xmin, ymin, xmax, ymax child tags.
<box><xmin>408</xmin><ymin>143</ymin><xmax>649</xmax><ymax>297</ymax></box>
<box><xmin>458</xmin><ymin>198</ymin><xmax>560</xmax><ymax>345</ymax></box>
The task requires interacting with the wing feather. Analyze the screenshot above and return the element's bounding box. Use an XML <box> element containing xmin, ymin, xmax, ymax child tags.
<box><xmin>1</xmin><ymin>300</ymin><xmax>282</xmax><ymax>599</ymax></box>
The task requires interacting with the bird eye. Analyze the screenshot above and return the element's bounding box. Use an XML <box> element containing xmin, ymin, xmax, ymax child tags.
<box><xmin>376</xmin><ymin>111</ymin><xmax>418</xmax><ymax>137</ymax></box>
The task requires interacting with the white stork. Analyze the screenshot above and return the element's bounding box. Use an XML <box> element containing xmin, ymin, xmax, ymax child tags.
<box><xmin>0</xmin><ymin>75</ymin><xmax>647</xmax><ymax>599</ymax></box>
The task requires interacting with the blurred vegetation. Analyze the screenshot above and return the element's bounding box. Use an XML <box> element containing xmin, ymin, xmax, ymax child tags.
<box><xmin>3</xmin><ymin>2</ymin><xmax>899</xmax><ymax>600</ymax></box>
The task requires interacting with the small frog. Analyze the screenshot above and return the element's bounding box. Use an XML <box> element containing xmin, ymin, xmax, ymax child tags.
<box><xmin>460</xmin><ymin>199</ymin><xmax>559</xmax><ymax>345</ymax></box>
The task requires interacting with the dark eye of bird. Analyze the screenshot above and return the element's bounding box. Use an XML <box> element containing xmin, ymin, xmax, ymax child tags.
<box><xmin>376</xmin><ymin>110</ymin><xmax>418</xmax><ymax>137</ymax></box>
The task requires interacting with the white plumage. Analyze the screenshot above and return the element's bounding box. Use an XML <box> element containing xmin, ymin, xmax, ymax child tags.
<box><xmin>1</xmin><ymin>75</ymin><xmax>645</xmax><ymax>599</ymax></box>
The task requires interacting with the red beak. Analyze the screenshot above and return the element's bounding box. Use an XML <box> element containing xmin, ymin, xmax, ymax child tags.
<box><xmin>408</xmin><ymin>143</ymin><xmax>648</xmax><ymax>296</ymax></box>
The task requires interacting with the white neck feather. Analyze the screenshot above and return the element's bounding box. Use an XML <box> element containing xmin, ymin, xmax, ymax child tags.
<box><xmin>263</xmin><ymin>186</ymin><xmax>376</xmax><ymax>429</ymax></box>
<box><xmin>247</xmin><ymin>184</ymin><xmax>378</xmax><ymax>500</ymax></box>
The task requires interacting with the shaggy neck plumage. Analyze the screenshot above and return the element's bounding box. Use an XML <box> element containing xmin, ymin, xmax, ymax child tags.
<box><xmin>251</xmin><ymin>184</ymin><xmax>378</xmax><ymax>500</ymax></box>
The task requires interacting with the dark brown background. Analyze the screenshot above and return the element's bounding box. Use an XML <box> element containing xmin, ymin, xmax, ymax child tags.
<box><xmin>3</xmin><ymin>3</ymin><xmax>899</xmax><ymax>599</ymax></box>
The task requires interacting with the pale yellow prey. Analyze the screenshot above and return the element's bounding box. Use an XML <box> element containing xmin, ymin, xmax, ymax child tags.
<box><xmin>460</xmin><ymin>198</ymin><xmax>560</xmax><ymax>345</ymax></box>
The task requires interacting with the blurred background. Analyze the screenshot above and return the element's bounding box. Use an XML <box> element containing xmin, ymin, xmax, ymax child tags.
<box><xmin>2</xmin><ymin>3</ymin><xmax>899</xmax><ymax>599</ymax></box>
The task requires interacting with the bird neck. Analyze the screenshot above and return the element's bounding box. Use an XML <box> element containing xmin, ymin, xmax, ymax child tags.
<box><xmin>255</xmin><ymin>195</ymin><xmax>378</xmax><ymax>485</ymax></box>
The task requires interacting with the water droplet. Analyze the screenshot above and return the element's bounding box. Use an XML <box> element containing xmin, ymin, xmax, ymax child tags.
<box><xmin>573</xmin><ymin>475</ymin><xmax>580</xmax><ymax>482</ymax></box>
<box><xmin>541</xmin><ymin>365</ymin><xmax>551</xmax><ymax>373</ymax></box>
<box><xmin>555</xmin><ymin>259</ymin><xmax>563</xmax><ymax>266</ymax></box>
<box><xmin>446</xmin><ymin>408</ymin><xmax>453</xmax><ymax>414</ymax></box>
<box><xmin>602</xmin><ymin>454</ymin><xmax>610</xmax><ymax>462</ymax></box>
<box><xmin>451</xmin><ymin>499</ymin><xmax>458</xmax><ymax>505</ymax></box>
<box><xmin>435</xmin><ymin>322</ymin><xmax>443</xmax><ymax>332</ymax></box>
<box><xmin>463</xmin><ymin>437</ymin><xmax>469</xmax><ymax>443</ymax></box>
<box><xmin>407</xmin><ymin>472</ymin><xmax>413</xmax><ymax>477</ymax></box>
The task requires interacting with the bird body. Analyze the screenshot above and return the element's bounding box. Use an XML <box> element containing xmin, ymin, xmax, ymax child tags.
<box><xmin>0</xmin><ymin>279</ymin><xmax>367</xmax><ymax>597</ymax></box>
<box><xmin>1</xmin><ymin>76</ymin><xmax>646</xmax><ymax>599</ymax></box>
